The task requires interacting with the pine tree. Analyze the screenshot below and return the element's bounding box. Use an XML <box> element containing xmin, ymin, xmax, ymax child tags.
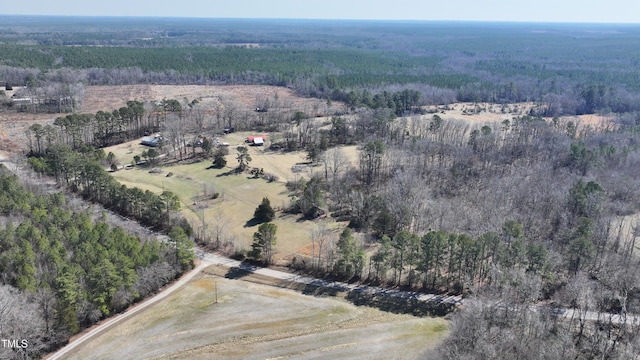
<box><xmin>212</xmin><ymin>149</ymin><xmax>227</xmax><ymax>168</ymax></box>
<box><xmin>236</xmin><ymin>146</ymin><xmax>251</xmax><ymax>172</ymax></box>
<box><xmin>249</xmin><ymin>223</ymin><xmax>277</xmax><ymax>264</ymax></box>
<box><xmin>333</xmin><ymin>228</ymin><xmax>364</xmax><ymax>279</ymax></box>
<box><xmin>254</xmin><ymin>197</ymin><xmax>275</xmax><ymax>223</ymax></box>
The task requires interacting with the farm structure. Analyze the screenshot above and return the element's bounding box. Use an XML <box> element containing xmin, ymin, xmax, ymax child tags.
<box><xmin>247</xmin><ymin>135</ymin><xmax>267</xmax><ymax>146</ymax></box>
<box><xmin>141</xmin><ymin>135</ymin><xmax>162</xmax><ymax>147</ymax></box>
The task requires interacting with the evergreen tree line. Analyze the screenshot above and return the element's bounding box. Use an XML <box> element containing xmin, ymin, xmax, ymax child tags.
<box><xmin>338</xmin><ymin>88</ymin><xmax>422</xmax><ymax>116</ymax></box>
<box><xmin>310</xmin><ymin>220</ymin><xmax>548</xmax><ymax>296</ymax></box>
<box><xmin>0</xmin><ymin>167</ymin><xmax>192</xmax><ymax>359</ymax></box>
<box><xmin>26</xmin><ymin>100</ymin><xmax>151</xmax><ymax>152</ymax></box>
<box><xmin>366</xmin><ymin>226</ymin><xmax>549</xmax><ymax>293</ymax></box>
<box><xmin>27</xmin><ymin>143</ymin><xmax>193</xmax><ymax>237</ymax></box>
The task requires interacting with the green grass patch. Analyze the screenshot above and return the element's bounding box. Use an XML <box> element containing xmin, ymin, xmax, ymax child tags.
<box><xmin>110</xmin><ymin>158</ymin><xmax>337</xmax><ymax>262</ymax></box>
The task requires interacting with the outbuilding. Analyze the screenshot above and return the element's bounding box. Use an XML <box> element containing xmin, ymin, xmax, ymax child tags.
<box><xmin>141</xmin><ymin>136</ymin><xmax>160</xmax><ymax>147</ymax></box>
<box><xmin>246</xmin><ymin>135</ymin><xmax>267</xmax><ymax>146</ymax></box>
<box><xmin>252</xmin><ymin>137</ymin><xmax>264</xmax><ymax>146</ymax></box>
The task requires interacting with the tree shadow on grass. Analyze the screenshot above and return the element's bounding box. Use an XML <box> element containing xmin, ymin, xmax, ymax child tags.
<box><xmin>224</xmin><ymin>260</ymin><xmax>260</xmax><ymax>280</ymax></box>
<box><xmin>244</xmin><ymin>218</ymin><xmax>262</xmax><ymax>228</ymax></box>
<box><xmin>298</xmin><ymin>281</ymin><xmax>340</xmax><ymax>297</ymax></box>
<box><xmin>345</xmin><ymin>291</ymin><xmax>456</xmax><ymax>317</ymax></box>
<box><xmin>215</xmin><ymin>170</ymin><xmax>237</xmax><ymax>177</ymax></box>
<box><xmin>275</xmin><ymin>276</ymin><xmax>457</xmax><ymax>317</ymax></box>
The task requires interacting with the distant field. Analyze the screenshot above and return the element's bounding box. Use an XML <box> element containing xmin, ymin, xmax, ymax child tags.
<box><xmin>0</xmin><ymin>84</ymin><xmax>609</xmax><ymax>154</ymax></box>
<box><xmin>63</xmin><ymin>265</ymin><xmax>448</xmax><ymax>360</ymax></box>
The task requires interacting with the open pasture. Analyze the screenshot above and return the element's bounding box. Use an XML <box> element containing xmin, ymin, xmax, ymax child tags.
<box><xmin>63</xmin><ymin>266</ymin><xmax>448</xmax><ymax>360</ymax></box>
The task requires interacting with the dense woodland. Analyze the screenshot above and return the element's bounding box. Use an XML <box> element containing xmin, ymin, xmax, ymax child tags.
<box><xmin>324</xmin><ymin>113</ymin><xmax>640</xmax><ymax>358</ymax></box>
<box><xmin>2</xmin><ymin>16</ymin><xmax>640</xmax><ymax>359</ymax></box>
<box><xmin>3</xmin><ymin>18</ymin><xmax>640</xmax><ymax>116</ymax></box>
<box><xmin>0</xmin><ymin>166</ymin><xmax>193</xmax><ymax>359</ymax></box>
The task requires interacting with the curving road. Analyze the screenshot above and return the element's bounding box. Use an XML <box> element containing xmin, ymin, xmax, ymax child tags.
<box><xmin>46</xmin><ymin>249</ymin><xmax>463</xmax><ymax>359</ymax></box>
<box><xmin>40</xmin><ymin>246</ymin><xmax>640</xmax><ymax>359</ymax></box>
<box><xmin>45</xmin><ymin>261</ymin><xmax>211</xmax><ymax>360</ymax></box>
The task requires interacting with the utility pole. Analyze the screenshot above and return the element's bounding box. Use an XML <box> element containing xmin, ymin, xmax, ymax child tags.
<box><xmin>201</xmin><ymin>208</ymin><xmax>206</xmax><ymax>243</ymax></box>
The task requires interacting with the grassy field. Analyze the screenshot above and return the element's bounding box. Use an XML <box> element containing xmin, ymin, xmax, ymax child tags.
<box><xmin>97</xmin><ymin>86</ymin><xmax>608</xmax><ymax>264</ymax></box>
<box><xmin>108</xmin><ymin>138</ymin><xmax>352</xmax><ymax>262</ymax></box>
<box><xmin>63</xmin><ymin>265</ymin><xmax>448</xmax><ymax>360</ymax></box>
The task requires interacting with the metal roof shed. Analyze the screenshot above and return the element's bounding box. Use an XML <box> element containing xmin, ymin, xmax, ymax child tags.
<box><xmin>253</xmin><ymin>137</ymin><xmax>264</xmax><ymax>146</ymax></box>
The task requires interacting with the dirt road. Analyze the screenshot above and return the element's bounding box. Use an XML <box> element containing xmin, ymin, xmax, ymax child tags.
<box><xmin>197</xmin><ymin>250</ymin><xmax>463</xmax><ymax>305</ymax></box>
<box><xmin>46</xmin><ymin>249</ymin><xmax>461</xmax><ymax>359</ymax></box>
<box><xmin>45</xmin><ymin>261</ymin><xmax>211</xmax><ymax>360</ymax></box>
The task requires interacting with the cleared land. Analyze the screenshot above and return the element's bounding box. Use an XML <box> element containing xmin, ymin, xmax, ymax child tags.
<box><xmin>62</xmin><ymin>265</ymin><xmax>448</xmax><ymax>360</ymax></box>
<box><xmin>1</xmin><ymin>84</ymin><xmax>615</xmax><ymax>261</ymax></box>
<box><xmin>109</xmin><ymin>146</ymin><xmax>348</xmax><ymax>263</ymax></box>
<box><xmin>0</xmin><ymin>84</ymin><xmax>611</xmax><ymax>154</ymax></box>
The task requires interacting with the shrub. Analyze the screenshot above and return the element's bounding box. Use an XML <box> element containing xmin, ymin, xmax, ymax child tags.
<box><xmin>212</xmin><ymin>150</ymin><xmax>227</xmax><ymax>168</ymax></box>
<box><xmin>264</xmin><ymin>173</ymin><xmax>279</xmax><ymax>183</ymax></box>
<box><xmin>254</xmin><ymin>197</ymin><xmax>275</xmax><ymax>222</ymax></box>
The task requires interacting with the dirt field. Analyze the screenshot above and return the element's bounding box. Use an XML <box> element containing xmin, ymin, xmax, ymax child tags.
<box><xmin>63</xmin><ymin>265</ymin><xmax>448</xmax><ymax>360</ymax></box>
<box><xmin>0</xmin><ymin>84</ymin><xmax>611</xmax><ymax>154</ymax></box>
<box><xmin>0</xmin><ymin>84</ymin><xmax>343</xmax><ymax>153</ymax></box>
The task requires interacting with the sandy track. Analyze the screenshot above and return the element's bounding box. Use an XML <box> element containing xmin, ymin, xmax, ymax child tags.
<box><xmin>45</xmin><ymin>261</ymin><xmax>211</xmax><ymax>360</ymax></box>
<box><xmin>61</xmin><ymin>256</ymin><xmax>449</xmax><ymax>360</ymax></box>
<box><xmin>48</xmin><ymin>248</ymin><xmax>458</xmax><ymax>359</ymax></box>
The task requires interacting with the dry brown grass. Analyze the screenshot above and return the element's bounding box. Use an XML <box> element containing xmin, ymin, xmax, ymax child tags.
<box><xmin>0</xmin><ymin>84</ymin><xmax>345</xmax><ymax>154</ymax></box>
<box><xmin>0</xmin><ymin>84</ymin><xmax>613</xmax><ymax>154</ymax></box>
<box><xmin>63</xmin><ymin>266</ymin><xmax>448</xmax><ymax>360</ymax></box>
<box><xmin>110</xmin><ymin>157</ymin><xmax>347</xmax><ymax>264</ymax></box>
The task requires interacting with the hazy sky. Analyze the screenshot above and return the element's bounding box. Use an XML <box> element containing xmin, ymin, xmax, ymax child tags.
<box><xmin>2</xmin><ymin>0</ymin><xmax>639</xmax><ymax>23</ymax></box>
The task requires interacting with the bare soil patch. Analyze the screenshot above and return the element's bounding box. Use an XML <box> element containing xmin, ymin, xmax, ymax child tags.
<box><xmin>0</xmin><ymin>84</ymin><xmax>343</xmax><ymax>154</ymax></box>
<box><xmin>81</xmin><ymin>84</ymin><xmax>326</xmax><ymax>114</ymax></box>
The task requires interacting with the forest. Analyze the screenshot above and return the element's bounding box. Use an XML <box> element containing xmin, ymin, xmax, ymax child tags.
<box><xmin>2</xmin><ymin>17</ymin><xmax>640</xmax><ymax>116</ymax></box>
<box><xmin>21</xmin><ymin>96</ymin><xmax>640</xmax><ymax>359</ymax></box>
<box><xmin>0</xmin><ymin>166</ymin><xmax>193</xmax><ymax>358</ymax></box>
<box><xmin>2</xmin><ymin>16</ymin><xmax>640</xmax><ymax>359</ymax></box>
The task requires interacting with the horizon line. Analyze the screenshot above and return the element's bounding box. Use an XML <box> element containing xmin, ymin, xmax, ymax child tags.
<box><xmin>0</xmin><ymin>14</ymin><xmax>639</xmax><ymax>26</ymax></box>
